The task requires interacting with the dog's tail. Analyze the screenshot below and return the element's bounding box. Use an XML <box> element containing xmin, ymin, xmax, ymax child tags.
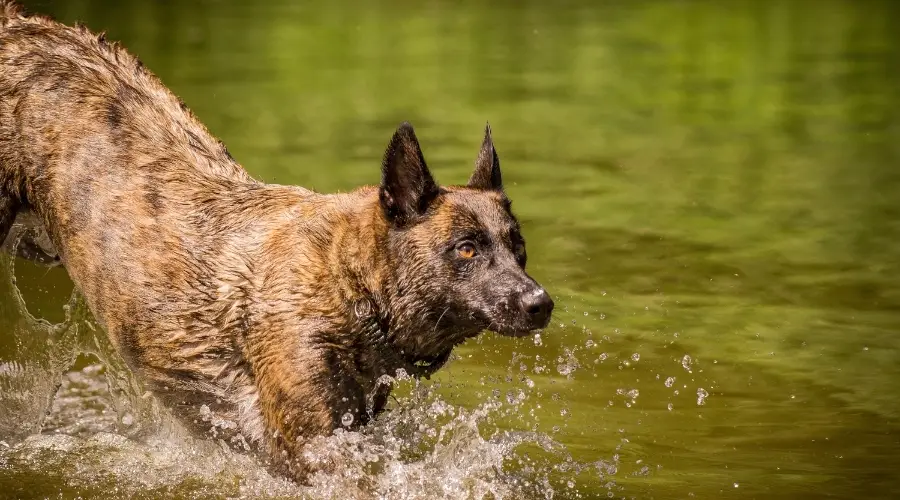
<box><xmin>0</xmin><ymin>0</ymin><xmax>25</xmax><ymax>26</ymax></box>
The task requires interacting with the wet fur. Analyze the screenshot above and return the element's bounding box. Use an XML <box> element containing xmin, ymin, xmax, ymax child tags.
<box><xmin>0</xmin><ymin>1</ymin><xmax>550</xmax><ymax>480</ymax></box>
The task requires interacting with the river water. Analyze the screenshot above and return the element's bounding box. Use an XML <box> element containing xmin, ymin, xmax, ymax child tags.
<box><xmin>2</xmin><ymin>0</ymin><xmax>899</xmax><ymax>498</ymax></box>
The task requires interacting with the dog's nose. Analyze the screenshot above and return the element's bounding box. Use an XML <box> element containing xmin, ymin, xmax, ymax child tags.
<box><xmin>519</xmin><ymin>287</ymin><xmax>554</xmax><ymax>328</ymax></box>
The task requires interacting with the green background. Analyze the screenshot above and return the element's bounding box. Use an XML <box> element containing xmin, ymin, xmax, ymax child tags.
<box><xmin>2</xmin><ymin>0</ymin><xmax>899</xmax><ymax>498</ymax></box>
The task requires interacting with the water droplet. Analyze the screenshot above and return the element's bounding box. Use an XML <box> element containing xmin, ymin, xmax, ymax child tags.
<box><xmin>664</xmin><ymin>376</ymin><xmax>675</xmax><ymax>388</ymax></box>
<box><xmin>631</xmin><ymin>353</ymin><xmax>640</xmax><ymax>362</ymax></box>
<box><xmin>525</xmin><ymin>378</ymin><xmax>535</xmax><ymax>388</ymax></box>
<box><xmin>560</xmin><ymin>408</ymin><xmax>569</xmax><ymax>417</ymax></box>
<box><xmin>734</xmin><ymin>483</ymin><xmax>739</xmax><ymax>488</ymax></box>
<box><xmin>533</xmin><ymin>334</ymin><xmax>543</xmax><ymax>346</ymax></box>
<box><xmin>567</xmin><ymin>480</ymin><xmax>575</xmax><ymax>488</ymax></box>
<box><xmin>667</xmin><ymin>403</ymin><xmax>674</xmax><ymax>411</ymax></box>
<box><xmin>583</xmin><ymin>311</ymin><xmax>589</xmax><ymax>317</ymax></box>
<box><xmin>681</xmin><ymin>355</ymin><xmax>693</xmax><ymax>372</ymax></box>
<box><xmin>696</xmin><ymin>388</ymin><xmax>709</xmax><ymax>406</ymax></box>
<box><xmin>341</xmin><ymin>412</ymin><xmax>354</xmax><ymax>426</ymax></box>
<box><xmin>585</xmin><ymin>339</ymin><xmax>595</xmax><ymax>348</ymax></box>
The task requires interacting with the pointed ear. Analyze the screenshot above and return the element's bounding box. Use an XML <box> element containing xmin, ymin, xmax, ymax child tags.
<box><xmin>379</xmin><ymin>122</ymin><xmax>439</xmax><ymax>226</ymax></box>
<box><xmin>467</xmin><ymin>123</ymin><xmax>502</xmax><ymax>191</ymax></box>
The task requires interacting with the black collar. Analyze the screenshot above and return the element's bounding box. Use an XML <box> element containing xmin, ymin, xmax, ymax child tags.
<box><xmin>353</xmin><ymin>298</ymin><xmax>451</xmax><ymax>380</ymax></box>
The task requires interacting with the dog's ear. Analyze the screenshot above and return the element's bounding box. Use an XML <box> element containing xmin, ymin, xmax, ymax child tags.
<box><xmin>380</xmin><ymin>122</ymin><xmax>439</xmax><ymax>226</ymax></box>
<box><xmin>467</xmin><ymin>123</ymin><xmax>502</xmax><ymax>192</ymax></box>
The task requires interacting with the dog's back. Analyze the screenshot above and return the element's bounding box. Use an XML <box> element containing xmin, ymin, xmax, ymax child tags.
<box><xmin>0</xmin><ymin>0</ymin><xmax>280</xmax><ymax>400</ymax></box>
<box><xmin>1</xmin><ymin>8</ymin><xmax>246</xmax><ymax>288</ymax></box>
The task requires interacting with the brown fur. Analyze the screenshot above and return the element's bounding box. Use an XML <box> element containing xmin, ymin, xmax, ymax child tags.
<box><xmin>0</xmin><ymin>1</ymin><xmax>552</xmax><ymax>480</ymax></box>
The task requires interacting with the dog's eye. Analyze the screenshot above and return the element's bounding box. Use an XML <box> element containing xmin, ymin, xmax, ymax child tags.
<box><xmin>456</xmin><ymin>242</ymin><xmax>477</xmax><ymax>259</ymax></box>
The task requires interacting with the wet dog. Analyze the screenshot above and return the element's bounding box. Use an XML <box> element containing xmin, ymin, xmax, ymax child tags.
<box><xmin>0</xmin><ymin>1</ymin><xmax>553</xmax><ymax>480</ymax></box>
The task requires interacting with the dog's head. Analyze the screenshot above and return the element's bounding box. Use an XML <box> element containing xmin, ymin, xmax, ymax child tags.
<box><xmin>378</xmin><ymin>122</ymin><xmax>553</xmax><ymax>352</ymax></box>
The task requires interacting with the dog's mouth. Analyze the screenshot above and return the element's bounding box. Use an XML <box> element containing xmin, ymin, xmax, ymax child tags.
<box><xmin>400</xmin><ymin>348</ymin><xmax>453</xmax><ymax>379</ymax></box>
<box><xmin>491</xmin><ymin>324</ymin><xmax>546</xmax><ymax>338</ymax></box>
<box><xmin>410</xmin><ymin>352</ymin><xmax>449</xmax><ymax>368</ymax></box>
<box><xmin>484</xmin><ymin>307</ymin><xmax>554</xmax><ymax>338</ymax></box>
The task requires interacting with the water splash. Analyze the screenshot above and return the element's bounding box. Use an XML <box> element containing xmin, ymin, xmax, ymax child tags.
<box><xmin>0</xmin><ymin>253</ymin><xmax>83</xmax><ymax>446</ymax></box>
<box><xmin>0</xmin><ymin>257</ymin><xmax>617</xmax><ymax>498</ymax></box>
<box><xmin>615</xmin><ymin>388</ymin><xmax>640</xmax><ymax>408</ymax></box>
<box><xmin>2</xmin><ymin>336</ymin><xmax>604</xmax><ymax>498</ymax></box>
<box><xmin>1</xmin><ymin>354</ymin><xmax>616</xmax><ymax>499</ymax></box>
<box><xmin>681</xmin><ymin>354</ymin><xmax>693</xmax><ymax>373</ymax></box>
<box><xmin>696</xmin><ymin>388</ymin><xmax>709</xmax><ymax>406</ymax></box>
<box><xmin>556</xmin><ymin>348</ymin><xmax>580</xmax><ymax>378</ymax></box>
<box><xmin>302</xmin><ymin>386</ymin><xmax>571</xmax><ymax>499</ymax></box>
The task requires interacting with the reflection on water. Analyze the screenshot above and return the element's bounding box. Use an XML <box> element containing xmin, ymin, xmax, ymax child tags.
<box><xmin>3</xmin><ymin>0</ymin><xmax>900</xmax><ymax>498</ymax></box>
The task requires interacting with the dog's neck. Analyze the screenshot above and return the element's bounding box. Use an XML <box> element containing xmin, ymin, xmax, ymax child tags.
<box><xmin>349</xmin><ymin>295</ymin><xmax>451</xmax><ymax>380</ymax></box>
<box><xmin>333</xmin><ymin>196</ymin><xmax>461</xmax><ymax>376</ymax></box>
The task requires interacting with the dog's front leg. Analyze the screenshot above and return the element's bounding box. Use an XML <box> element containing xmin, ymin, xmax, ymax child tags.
<box><xmin>248</xmin><ymin>333</ymin><xmax>367</xmax><ymax>483</ymax></box>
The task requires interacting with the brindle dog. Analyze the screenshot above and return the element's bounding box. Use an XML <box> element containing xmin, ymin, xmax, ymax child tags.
<box><xmin>0</xmin><ymin>1</ymin><xmax>553</xmax><ymax>480</ymax></box>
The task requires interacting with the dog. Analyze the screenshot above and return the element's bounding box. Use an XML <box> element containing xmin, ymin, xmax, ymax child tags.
<box><xmin>0</xmin><ymin>1</ymin><xmax>553</xmax><ymax>480</ymax></box>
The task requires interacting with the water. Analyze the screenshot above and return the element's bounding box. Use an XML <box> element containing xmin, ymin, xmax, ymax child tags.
<box><xmin>2</xmin><ymin>0</ymin><xmax>900</xmax><ymax>498</ymax></box>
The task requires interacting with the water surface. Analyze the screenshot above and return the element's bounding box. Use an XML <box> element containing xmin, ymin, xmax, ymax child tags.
<box><xmin>2</xmin><ymin>0</ymin><xmax>900</xmax><ymax>498</ymax></box>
